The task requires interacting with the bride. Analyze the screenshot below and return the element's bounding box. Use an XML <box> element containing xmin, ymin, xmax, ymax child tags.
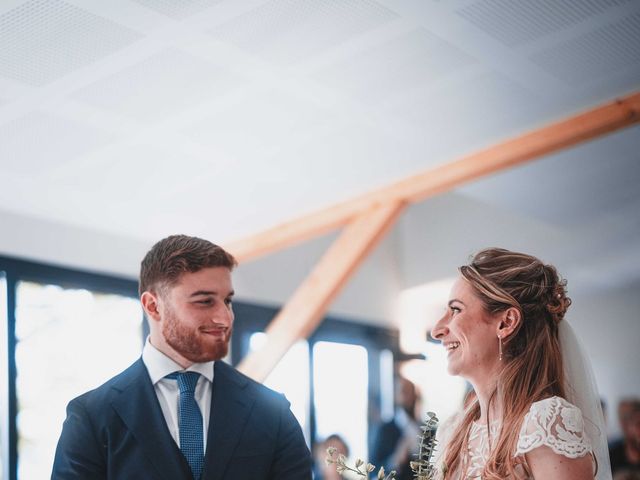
<box><xmin>431</xmin><ymin>248</ymin><xmax>611</xmax><ymax>479</ymax></box>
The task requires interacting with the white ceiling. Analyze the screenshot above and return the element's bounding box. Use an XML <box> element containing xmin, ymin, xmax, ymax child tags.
<box><xmin>0</xmin><ymin>0</ymin><xmax>639</xmax><ymax>324</ymax></box>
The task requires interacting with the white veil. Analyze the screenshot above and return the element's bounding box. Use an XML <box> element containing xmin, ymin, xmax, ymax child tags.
<box><xmin>559</xmin><ymin>320</ymin><xmax>612</xmax><ymax>480</ymax></box>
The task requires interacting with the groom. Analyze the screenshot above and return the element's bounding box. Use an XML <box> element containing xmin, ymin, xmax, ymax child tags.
<box><xmin>52</xmin><ymin>235</ymin><xmax>312</xmax><ymax>479</ymax></box>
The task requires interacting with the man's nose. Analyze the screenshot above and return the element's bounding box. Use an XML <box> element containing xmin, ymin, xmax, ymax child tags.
<box><xmin>213</xmin><ymin>305</ymin><xmax>233</xmax><ymax>325</ymax></box>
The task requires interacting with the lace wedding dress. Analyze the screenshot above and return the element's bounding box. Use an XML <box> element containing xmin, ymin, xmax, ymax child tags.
<box><xmin>434</xmin><ymin>396</ymin><xmax>593</xmax><ymax>479</ymax></box>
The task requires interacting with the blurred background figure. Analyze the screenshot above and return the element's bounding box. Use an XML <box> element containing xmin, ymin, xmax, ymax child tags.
<box><xmin>314</xmin><ymin>434</ymin><xmax>349</xmax><ymax>480</ymax></box>
<box><xmin>370</xmin><ymin>376</ymin><xmax>420</xmax><ymax>480</ymax></box>
<box><xmin>610</xmin><ymin>399</ymin><xmax>640</xmax><ymax>476</ymax></box>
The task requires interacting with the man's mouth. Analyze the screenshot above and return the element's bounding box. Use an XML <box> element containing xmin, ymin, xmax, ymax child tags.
<box><xmin>201</xmin><ymin>328</ymin><xmax>227</xmax><ymax>336</ymax></box>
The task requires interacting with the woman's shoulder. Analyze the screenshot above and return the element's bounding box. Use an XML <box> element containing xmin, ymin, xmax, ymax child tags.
<box><xmin>516</xmin><ymin>395</ymin><xmax>592</xmax><ymax>458</ymax></box>
<box><xmin>528</xmin><ymin>395</ymin><xmax>579</xmax><ymax>413</ymax></box>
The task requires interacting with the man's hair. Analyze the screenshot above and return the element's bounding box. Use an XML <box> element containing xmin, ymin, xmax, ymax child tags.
<box><xmin>139</xmin><ymin>234</ymin><xmax>237</xmax><ymax>295</ymax></box>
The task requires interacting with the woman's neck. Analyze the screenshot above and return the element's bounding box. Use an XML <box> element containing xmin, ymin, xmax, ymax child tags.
<box><xmin>471</xmin><ymin>379</ymin><xmax>500</xmax><ymax>424</ymax></box>
<box><xmin>468</xmin><ymin>361</ymin><xmax>503</xmax><ymax>423</ymax></box>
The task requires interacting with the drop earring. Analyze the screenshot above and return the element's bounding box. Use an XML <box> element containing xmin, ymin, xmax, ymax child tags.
<box><xmin>498</xmin><ymin>334</ymin><xmax>503</xmax><ymax>361</ymax></box>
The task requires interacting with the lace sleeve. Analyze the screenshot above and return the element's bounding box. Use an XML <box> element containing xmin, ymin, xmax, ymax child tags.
<box><xmin>516</xmin><ymin>396</ymin><xmax>592</xmax><ymax>459</ymax></box>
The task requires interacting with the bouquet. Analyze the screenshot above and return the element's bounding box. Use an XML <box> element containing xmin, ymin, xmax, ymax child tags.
<box><xmin>326</xmin><ymin>411</ymin><xmax>439</xmax><ymax>480</ymax></box>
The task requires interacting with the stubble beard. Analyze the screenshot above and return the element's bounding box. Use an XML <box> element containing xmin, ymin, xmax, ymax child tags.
<box><xmin>162</xmin><ymin>307</ymin><xmax>231</xmax><ymax>363</ymax></box>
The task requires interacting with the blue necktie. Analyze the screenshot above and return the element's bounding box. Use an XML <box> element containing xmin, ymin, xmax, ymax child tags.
<box><xmin>166</xmin><ymin>372</ymin><xmax>204</xmax><ymax>479</ymax></box>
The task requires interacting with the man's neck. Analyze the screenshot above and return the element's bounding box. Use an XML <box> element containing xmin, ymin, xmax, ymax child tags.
<box><xmin>148</xmin><ymin>335</ymin><xmax>193</xmax><ymax>369</ymax></box>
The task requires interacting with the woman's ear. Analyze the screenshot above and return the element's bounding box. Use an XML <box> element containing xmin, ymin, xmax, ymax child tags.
<box><xmin>140</xmin><ymin>291</ymin><xmax>161</xmax><ymax>322</ymax></box>
<box><xmin>497</xmin><ymin>307</ymin><xmax>521</xmax><ymax>339</ymax></box>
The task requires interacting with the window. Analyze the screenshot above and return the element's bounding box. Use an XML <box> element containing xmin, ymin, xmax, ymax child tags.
<box><xmin>0</xmin><ymin>257</ymin><xmax>140</xmax><ymax>480</ymax></box>
<box><xmin>249</xmin><ymin>333</ymin><xmax>310</xmax><ymax>443</ymax></box>
<box><xmin>14</xmin><ymin>281</ymin><xmax>142</xmax><ymax>479</ymax></box>
<box><xmin>313</xmin><ymin>341</ymin><xmax>369</xmax><ymax>462</ymax></box>
<box><xmin>232</xmin><ymin>305</ymin><xmax>398</xmax><ymax>466</ymax></box>
<box><xmin>1</xmin><ymin>272</ymin><xmax>8</xmax><ymax>480</ymax></box>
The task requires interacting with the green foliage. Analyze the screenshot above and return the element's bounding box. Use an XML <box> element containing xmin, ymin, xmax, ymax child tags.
<box><xmin>409</xmin><ymin>411</ymin><xmax>439</xmax><ymax>480</ymax></box>
<box><xmin>325</xmin><ymin>411</ymin><xmax>439</xmax><ymax>480</ymax></box>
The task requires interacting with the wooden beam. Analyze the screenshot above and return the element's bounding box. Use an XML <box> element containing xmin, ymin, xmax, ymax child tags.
<box><xmin>226</xmin><ymin>91</ymin><xmax>640</xmax><ymax>262</ymax></box>
<box><xmin>237</xmin><ymin>201</ymin><xmax>406</xmax><ymax>382</ymax></box>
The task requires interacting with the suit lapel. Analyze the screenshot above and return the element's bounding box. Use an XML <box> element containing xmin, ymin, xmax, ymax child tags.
<box><xmin>111</xmin><ymin>359</ymin><xmax>192</xmax><ymax>480</ymax></box>
<box><xmin>202</xmin><ymin>361</ymin><xmax>255</xmax><ymax>480</ymax></box>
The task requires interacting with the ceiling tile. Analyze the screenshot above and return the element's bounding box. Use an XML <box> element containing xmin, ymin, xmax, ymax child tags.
<box><xmin>182</xmin><ymin>89</ymin><xmax>333</xmax><ymax>161</ymax></box>
<box><xmin>529</xmin><ymin>12</ymin><xmax>640</xmax><ymax>85</ymax></box>
<box><xmin>457</xmin><ymin>125</ymin><xmax>640</xmax><ymax>226</ymax></box>
<box><xmin>70</xmin><ymin>48</ymin><xmax>241</xmax><ymax>121</ymax></box>
<box><xmin>132</xmin><ymin>0</ymin><xmax>225</xmax><ymax>20</ymax></box>
<box><xmin>386</xmin><ymin>71</ymin><xmax>547</xmax><ymax>154</ymax></box>
<box><xmin>0</xmin><ymin>111</ymin><xmax>113</xmax><ymax>176</ymax></box>
<box><xmin>314</xmin><ymin>28</ymin><xmax>476</xmax><ymax>104</ymax></box>
<box><xmin>207</xmin><ymin>0</ymin><xmax>398</xmax><ymax>64</ymax></box>
<box><xmin>0</xmin><ymin>0</ymin><xmax>142</xmax><ymax>86</ymax></box>
<box><xmin>457</xmin><ymin>0</ymin><xmax>631</xmax><ymax>46</ymax></box>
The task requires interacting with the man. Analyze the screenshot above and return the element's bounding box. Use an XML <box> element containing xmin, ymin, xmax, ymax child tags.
<box><xmin>370</xmin><ymin>376</ymin><xmax>420</xmax><ymax>480</ymax></box>
<box><xmin>52</xmin><ymin>235</ymin><xmax>312</xmax><ymax>479</ymax></box>
<box><xmin>610</xmin><ymin>399</ymin><xmax>640</xmax><ymax>476</ymax></box>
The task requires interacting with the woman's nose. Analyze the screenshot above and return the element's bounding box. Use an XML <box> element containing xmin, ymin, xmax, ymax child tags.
<box><xmin>431</xmin><ymin>314</ymin><xmax>449</xmax><ymax>340</ymax></box>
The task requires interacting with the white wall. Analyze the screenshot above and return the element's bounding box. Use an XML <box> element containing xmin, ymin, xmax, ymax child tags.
<box><xmin>0</xmin><ymin>208</ymin><xmax>403</xmax><ymax>324</ymax></box>
<box><xmin>233</xmin><ymin>228</ymin><xmax>403</xmax><ymax>325</ymax></box>
<box><xmin>0</xmin><ymin>208</ymin><xmax>146</xmax><ymax>279</ymax></box>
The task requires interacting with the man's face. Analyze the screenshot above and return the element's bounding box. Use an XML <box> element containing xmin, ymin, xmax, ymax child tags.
<box><xmin>156</xmin><ymin>267</ymin><xmax>235</xmax><ymax>365</ymax></box>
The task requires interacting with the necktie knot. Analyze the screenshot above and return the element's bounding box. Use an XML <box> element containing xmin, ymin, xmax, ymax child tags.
<box><xmin>166</xmin><ymin>371</ymin><xmax>200</xmax><ymax>395</ymax></box>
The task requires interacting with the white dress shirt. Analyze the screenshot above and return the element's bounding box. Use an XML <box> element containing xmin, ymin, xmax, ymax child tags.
<box><xmin>142</xmin><ymin>338</ymin><xmax>214</xmax><ymax>450</ymax></box>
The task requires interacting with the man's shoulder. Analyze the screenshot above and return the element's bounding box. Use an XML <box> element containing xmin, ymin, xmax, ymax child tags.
<box><xmin>215</xmin><ymin>360</ymin><xmax>289</xmax><ymax>406</ymax></box>
<box><xmin>69</xmin><ymin>358</ymin><xmax>146</xmax><ymax>407</ymax></box>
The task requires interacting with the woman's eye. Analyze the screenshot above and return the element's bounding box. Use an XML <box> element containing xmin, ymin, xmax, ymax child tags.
<box><xmin>450</xmin><ymin>306</ymin><xmax>461</xmax><ymax>314</ymax></box>
<box><xmin>224</xmin><ymin>298</ymin><xmax>233</xmax><ymax>306</ymax></box>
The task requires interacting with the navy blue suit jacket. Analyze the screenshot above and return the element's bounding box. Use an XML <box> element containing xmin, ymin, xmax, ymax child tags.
<box><xmin>51</xmin><ymin>359</ymin><xmax>312</xmax><ymax>479</ymax></box>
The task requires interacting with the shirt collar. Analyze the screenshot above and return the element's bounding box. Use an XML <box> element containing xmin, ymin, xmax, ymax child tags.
<box><xmin>142</xmin><ymin>337</ymin><xmax>215</xmax><ymax>385</ymax></box>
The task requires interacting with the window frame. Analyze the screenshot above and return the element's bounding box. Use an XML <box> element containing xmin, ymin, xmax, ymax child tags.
<box><xmin>0</xmin><ymin>255</ymin><xmax>141</xmax><ymax>480</ymax></box>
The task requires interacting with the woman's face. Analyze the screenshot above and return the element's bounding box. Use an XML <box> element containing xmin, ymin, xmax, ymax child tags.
<box><xmin>431</xmin><ymin>276</ymin><xmax>501</xmax><ymax>386</ymax></box>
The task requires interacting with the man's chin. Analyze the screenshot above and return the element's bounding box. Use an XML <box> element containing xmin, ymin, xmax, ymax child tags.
<box><xmin>189</xmin><ymin>342</ymin><xmax>229</xmax><ymax>363</ymax></box>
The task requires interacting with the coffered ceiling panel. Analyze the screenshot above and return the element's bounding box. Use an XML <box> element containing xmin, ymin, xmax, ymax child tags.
<box><xmin>207</xmin><ymin>0</ymin><xmax>398</xmax><ymax>64</ymax></box>
<box><xmin>0</xmin><ymin>0</ymin><xmax>142</xmax><ymax>86</ymax></box>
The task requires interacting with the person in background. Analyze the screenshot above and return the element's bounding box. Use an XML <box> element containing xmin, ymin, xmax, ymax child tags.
<box><xmin>52</xmin><ymin>234</ymin><xmax>312</xmax><ymax>479</ymax></box>
<box><xmin>370</xmin><ymin>376</ymin><xmax>420</xmax><ymax>480</ymax></box>
<box><xmin>314</xmin><ymin>434</ymin><xmax>350</xmax><ymax>480</ymax></box>
<box><xmin>431</xmin><ymin>247</ymin><xmax>611</xmax><ymax>479</ymax></box>
<box><xmin>610</xmin><ymin>399</ymin><xmax>640</xmax><ymax>476</ymax></box>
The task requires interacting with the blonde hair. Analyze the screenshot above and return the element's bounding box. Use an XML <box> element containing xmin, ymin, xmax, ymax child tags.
<box><xmin>442</xmin><ymin>248</ymin><xmax>571</xmax><ymax>479</ymax></box>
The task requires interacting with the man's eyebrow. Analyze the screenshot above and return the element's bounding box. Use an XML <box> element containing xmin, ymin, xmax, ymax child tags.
<box><xmin>448</xmin><ymin>299</ymin><xmax>465</xmax><ymax>306</ymax></box>
<box><xmin>189</xmin><ymin>290</ymin><xmax>235</xmax><ymax>297</ymax></box>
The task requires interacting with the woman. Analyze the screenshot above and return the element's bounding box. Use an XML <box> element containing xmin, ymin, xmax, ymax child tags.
<box><xmin>431</xmin><ymin>248</ymin><xmax>611</xmax><ymax>479</ymax></box>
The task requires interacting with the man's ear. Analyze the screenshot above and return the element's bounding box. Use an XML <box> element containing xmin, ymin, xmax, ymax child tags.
<box><xmin>497</xmin><ymin>307</ymin><xmax>521</xmax><ymax>340</ymax></box>
<box><xmin>140</xmin><ymin>291</ymin><xmax>161</xmax><ymax>322</ymax></box>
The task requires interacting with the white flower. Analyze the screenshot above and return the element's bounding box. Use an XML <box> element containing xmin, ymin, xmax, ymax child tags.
<box><xmin>561</xmin><ymin>406</ymin><xmax>583</xmax><ymax>432</ymax></box>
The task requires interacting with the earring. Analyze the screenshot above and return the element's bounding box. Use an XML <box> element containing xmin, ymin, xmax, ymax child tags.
<box><xmin>498</xmin><ymin>335</ymin><xmax>503</xmax><ymax>361</ymax></box>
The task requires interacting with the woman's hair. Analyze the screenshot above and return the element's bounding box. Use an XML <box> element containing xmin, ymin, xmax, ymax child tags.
<box><xmin>442</xmin><ymin>248</ymin><xmax>571</xmax><ymax>479</ymax></box>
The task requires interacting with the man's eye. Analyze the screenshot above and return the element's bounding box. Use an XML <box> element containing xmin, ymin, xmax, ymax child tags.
<box><xmin>197</xmin><ymin>299</ymin><xmax>213</xmax><ymax>306</ymax></box>
<box><xmin>224</xmin><ymin>298</ymin><xmax>233</xmax><ymax>306</ymax></box>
